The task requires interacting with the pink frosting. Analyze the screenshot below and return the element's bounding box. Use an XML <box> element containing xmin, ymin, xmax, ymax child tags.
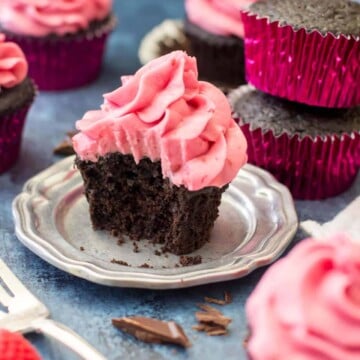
<box><xmin>0</xmin><ymin>34</ymin><xmax>27</xmax><ymax>88</ymax></box>
<box><xmin>246</xmin><ymin>234</ymin><xmax>360</xmax><ymax>360</ymax></box>
<box><xmin>0</xmin><ymin>0</ymin><xmax>112</xmax><ymax>36</ymax></box>
<box><xmin>185</xmin><ymin>0</ymin><xmax>257</xmax><ymax>38</ymax></box>
<box><xmin>73</xmin><ymin>51</ymin><xmax>248</xmax><ymax>191</ymax></box>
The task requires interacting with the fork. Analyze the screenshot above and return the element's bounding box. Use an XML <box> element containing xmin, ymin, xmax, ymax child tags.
<box><xmin>0</xmin><ymin>259</ymin><xmax>106</xmax><ymax>360</ymax></box>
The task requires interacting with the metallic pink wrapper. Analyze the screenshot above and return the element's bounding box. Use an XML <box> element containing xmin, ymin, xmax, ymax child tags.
<box><xmin>242</xmin><ymin>11</ymin><xmax>360</xmax><ymax>109</ymax></box>
<box><xmin>238</xmin><ymin>123</ymin><xmax>360</xmax><ymax>200</ymax></box>
<box><xmin>3</xmin><ymin>17</ymin><xmax>115</xmax><ymax>91</ymax></box>
<box><xmin>0</xmin><ymin>106</ymin><xmax>31</xmax><ymax>174</ymax></box>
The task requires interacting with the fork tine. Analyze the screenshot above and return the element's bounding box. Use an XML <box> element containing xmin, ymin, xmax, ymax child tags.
<box><xmin>0</xmin><ymin>283</ymin><xmax>12</xmax><ymax>307</ymax></box>
<box><xmin>0</xmin><ymin>259</ymin><xmax>33</xmax><ymax>299</ymax></box>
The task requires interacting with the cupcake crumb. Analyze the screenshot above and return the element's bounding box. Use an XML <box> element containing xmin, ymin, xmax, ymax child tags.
<box><xmin>111</xmin><ymin>259</ymin><xmax>130</xmax><ymax>266</ymax></box>
<box><xmin>179</xmin><ymin>255</ymin><xmax>202</xmax><ymax>267</ymax></box>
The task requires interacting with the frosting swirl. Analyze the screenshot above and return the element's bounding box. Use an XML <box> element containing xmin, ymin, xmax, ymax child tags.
<box><xmin>185</xmin><ymin>0</ymin><xmax>257</xmax><ymax>38</ymax></box>
<box><xmin>73</xmin><ymin>51</ymin><xmax>248</xmax><ymax>191</ymax></box>
<box><xmin>0</xmin><ymin>34</ymin><xmax>27</xmax><ymax>88</ymax></box>
<box><xmin>246</xmin><ymin>234</ymin><xmax>360</xmax><ymax>360</ymax></box>
<box><xmin>0</xmin><ymin>0</ymin><xmax>112</xmax><ymax>36</ymax></box>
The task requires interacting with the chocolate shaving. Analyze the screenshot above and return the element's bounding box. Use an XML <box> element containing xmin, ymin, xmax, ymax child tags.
<box><xmin>224</xmin><ymin>291</ymin><xmax>232</xmax><ymax>304</ymax></box>
<box><xmin>196</xmin><ymin>303</ymin><xmax>222</xmax><ymax>315</ymax></box>
<box><xmin>192</xmin><ymin>324</ymin><xmax>225</xmax><ymax>332</ymax></box>
<box><xmin>193</xmin><ymin>302</ymin><xmax>232</xmax><ymax>337</ymax></box>
<box><xmin>195</xmin><ymin>312</ymin><xmax>231</xmax><ymax>328</ymax></box>
<box><xmin>206</xmin><ymin>328</ymin><xmax>228</xmax><ymax>336</ymax></box>
<box><xmin>112</xmin><ymin>317</ymin><xmax>191</xmax><ymax>348</ymax></box>
<box><xmin>204</xmin><ymin>297</ymin><xmax>226</xmax><ymax>306</ymax></box>
<box><xmin>204</xmin><ymin>291</ymin><xmax>233</xmax><ymax>306</ymax></box>
<box><xmin>53</xmin><ymin>131</ymin><xmax>77</xmax><ymax>156</ymax></box>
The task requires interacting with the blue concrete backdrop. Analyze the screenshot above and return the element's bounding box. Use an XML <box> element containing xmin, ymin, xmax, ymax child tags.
<box><xmin>0</xmin><ymin>1</ymin><xmax>359</xmax><ymax>359</ymax></box>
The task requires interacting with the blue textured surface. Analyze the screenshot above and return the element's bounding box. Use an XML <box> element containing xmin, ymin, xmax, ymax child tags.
<box><xmin>0</xmin><ymin>1</ymin><xmax>359</xmax><ymax>359</ymax></box>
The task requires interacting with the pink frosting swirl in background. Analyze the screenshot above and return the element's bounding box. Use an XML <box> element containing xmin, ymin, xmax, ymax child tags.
<box><xmin>73</xmin><ymin>51</ymin><xmax>248</xmax><ymax>191</ymax></box>
<box><xmin>0</xmin><ymin>34</ymin><xmax>27</xmax><ymax>88</ymax></box>
<box><xmin>185</xmin><ymin>0</ymin><xmax>257</xmax><ymax>38</ymax></box>
<box><xmin>246</xmin><ymin>234</ymin><xmax>360</xmax><ymax>360</ymax></box>
<box><xmin>0</xmin><ymin>0</ymin><xmax>112</xmax><ymax>36</ymax></box>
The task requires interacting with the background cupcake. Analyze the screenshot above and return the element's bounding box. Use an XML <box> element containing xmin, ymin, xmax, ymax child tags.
<box><xmin>228</xmin><ymin>85</ymin><xmax>360</xmax><ymax>199</ymax></box>
<box><xmin>0</xmin><ymin>0</ymin><xmax>115</xmax><ymax>91</ymax></box>
<box><xmin>242</xmin><ymin>0</ymin><xmax>360</xmax><ymax>108</ymax></box>
<box><xmin>246</xmin><ymin>234</ymin><xmax>360</xmax><ymax>360</ymax></box>
<box><xmin>0</xmin><ymin>34</ymin><xmax>35</xmax><ymax>174</ymax></box>
<box><xmin>184</xmin><ymin>0</ymin><xmax>256</xmax><ymax>87</ymax></box>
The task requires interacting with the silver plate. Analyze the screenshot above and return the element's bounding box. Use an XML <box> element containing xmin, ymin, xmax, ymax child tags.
<box><xmin>12</xmin><ymin>156</ymin><xmax>298</xmax><ymax>289</ymax></box>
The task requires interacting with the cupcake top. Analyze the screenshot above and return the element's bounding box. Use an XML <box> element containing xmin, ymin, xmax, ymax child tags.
<box><xmin>248</xmin><ymin>0</ymin><xmax>360</xmax><ymax>36</ymax></box>
<box><xmin>229</xmin><ymin>85</ymin><xmax>360</xmax><ymax>138</ymax></box>
<box><xmin>185</xmin><ymin>0</ymin><xmax>257</xmax><ymax>38</ymax></box>
<box><xmin>246</xmin><ymin>234</ymin><xmax>360</xmax><ymax>360</ymax></box>
<box><xmin>73</xmin><ymin>51</ymin><xmax>248</xmax><ymax>191</ymax></box>
<box><xmin>0</xmin><ymin>33</ymin><xmax>27</xmax><ymax>88</ymax></box>
<box><xmin>0</xmin><ymin>0</ymin><xmax>112</xmax><ymax>37</ymax></box>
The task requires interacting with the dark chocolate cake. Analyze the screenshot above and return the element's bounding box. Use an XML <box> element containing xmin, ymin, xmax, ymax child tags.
<box><xmin>76</xmin><ymin>153</ymin><xmax>226</xmax><ymax>255</ymax></box>
<box><xmin>229</xmin><ymin>86</ymin><xmax>360</xmax><ymax>138</ymax></box>
<box><xmin>184</xmin><ymin>20</ymin><xmax>245</xmax><ymax>86</ymax></box>
<box><xmin>249</xmin><ymin>0</ymin><xmax>360</xmax><ymax>36</ymax></box>
<box><xmin>0</xmin><ymin>78</ymin><xmax>35</xmax><ymax>117</ymax></box>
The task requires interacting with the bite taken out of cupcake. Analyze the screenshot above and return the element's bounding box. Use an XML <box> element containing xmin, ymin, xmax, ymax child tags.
<box><xmin>0</xmin><ymin>0</ymin><xmax>116</xmax><ymax>90</ymax></box>
<box><xmin>0</xmin><ymin>33</ymin><xmax>36</xmax><ymax>174</ymax></box>
<box><xmin>184</xmin><ymin>0</ymin><xmax>257</xmax><ymax>87</ymax></box>
<box><xmin>246</xmin><ymin>233</ymin><xmax>360</xmax><ymax>360</ymax></box>
<box><xmin>72</xmin><ymin>51</ymin><xmax>248</xmax><ymax>255</ymax></box>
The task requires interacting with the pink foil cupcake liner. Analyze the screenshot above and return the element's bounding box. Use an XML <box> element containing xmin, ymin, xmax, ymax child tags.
<box><xmin>238</xmin><ymin>123</ymin><xmax>360</xmax><ymax>200</ymax></box>
<box><xmin>4</xmin><ymin>17</ymin><xmax>116</xmax><ymax>91</ymax></box>
<box><xmin>242</xmin><ymin>11</ymin><xmax>360</xmax><ymax>109</ymax></box>
<box><xmin>0</xmin><ymin>106</ymin><xmax>31</xmax><ymax>174</ymax></box>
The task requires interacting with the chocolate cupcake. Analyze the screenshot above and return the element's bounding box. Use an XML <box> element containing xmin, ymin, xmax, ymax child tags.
<box><xmin>246</xmin><ymin>234</ymin><xmax>360</xmax><ymax>360</ymax></box>
<box><xmin>242</xmin><ymin>0</ymin><xmax>360</xmax><ymax>108</ymax></box>
<box><xmin>228</xmin><ymin>85</ymin><xmax>360</xmax><ymax>199</ymax></box>
<box><xmin>184</xmin><ymin>0</ymin><xmax>256</xmax><ymax>87</ymax></box>
<box><xmin>73</xmin><ymin>51</ymin><xmax>248</xmax><ymax>255</ymax></box>
<box><xmin>0</xmin><ymin>0</ymin><xmax>116</xmax><ymax>91</ymax></box>
<box><xmin>0</xmin><ymin>35</ymin><xmax>35</xmax><ymax>174</ymax></box>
